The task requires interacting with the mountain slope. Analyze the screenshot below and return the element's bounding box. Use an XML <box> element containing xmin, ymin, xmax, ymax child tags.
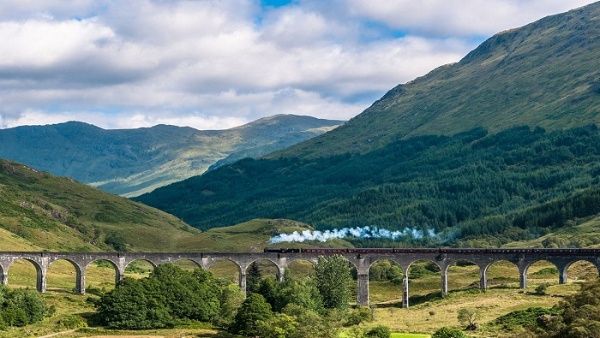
<box><xmin>138</xmin><ymin>3</ymin><xmax>600</xmax><ymax>245</ymax></box>
<box><xmin>0</xmin><ymin>159</ymin><xmax>200</xmax><ymax>251</ymax></box>
<box><xmin>0</xmin><ymin>115</ymin><xmax>342</xmax><ymax>196</ymax></box>
<box><xmin>137</xmin><ymin>126</ymin><xmax>600</xmax><ymax>240</ymax></box>
<box><xmin>276</xmin><ymin>2</ymin><xmax>600</xmax><ymax>158</ymax></box>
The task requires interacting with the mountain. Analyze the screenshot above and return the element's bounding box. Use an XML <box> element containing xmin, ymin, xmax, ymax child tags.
<box><xmin>0</xmin><ymin>115</ymin><xmax>342</xmax><ymax>197</ymax></box>
<box><xmin>275</xmin><ymin>2</ymin><xmax>600</xmax><ymax>158</ymax></box>
<box><xmin>0</xmin><ymin>159</ymin><xmax>198</xmax><ymax>251</ymax></box>
<box><xmin>0</xmin><ymin>158</ymin><xmax>349</xmax><ymax>252</ymax></box>
<box><xmin>137</xmin><ymin>3</ymin><xmax>600</xmax><ymax>246</ymax></box>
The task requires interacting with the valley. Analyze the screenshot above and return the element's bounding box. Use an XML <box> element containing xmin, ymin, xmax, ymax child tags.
<box><xmin>0</xmin><ymin>115</ymin><xmax>342</xmax><ymax>197</ymax></box>
<box><xmin>0</xmin><ymin>1</ymin><xmax>599</xmax><ymax>337</ymax></box>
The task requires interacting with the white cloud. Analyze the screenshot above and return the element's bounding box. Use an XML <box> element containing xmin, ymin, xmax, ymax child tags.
<box><xmin>3</xmin><ymin>110</ymin><xmax>249</xmax><ymax>130</ymax></box>
<box><xmin>345</xmin><ymin>0</ymin><xmax>596</xmax><ymax>36</ymax></box>
<box><xmin>0</xmin><ymin>0</ymin><xmax>595</xmax><ymax>129</ymax></box>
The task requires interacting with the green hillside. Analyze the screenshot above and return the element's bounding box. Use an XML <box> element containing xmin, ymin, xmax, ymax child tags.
<box><xmin>276</xmin><ymin>2</ymin><xmax>600</xmax><ymax>158</ymax></box>
<box><xmin>0</xmin><ymin>159</ymin><xmax>341</xmax><ymax>251</ymax></box>
<box><xmin>0</xmin><ymin>159</ymin><xmax>201</xmax><ymax>251</ymax></box>
<box><xmin>0</xmin><ymin>115</ymin><xmax>341</xmax><ymax>197</ymax></box>
<box><xmin>177</xmin><ymin>218</ymin><xmax>353</xmax><ymax>252</ymax></box>
<box><xmin>137</xmin><ymin>124</ymin><xmax>600</xmax><ymax>245</ymax></box>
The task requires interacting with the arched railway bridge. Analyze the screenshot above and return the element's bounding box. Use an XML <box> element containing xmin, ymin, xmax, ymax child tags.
<box><xmin>1</xmin><ymin>248</ymin><xmax>598</xmax><ymax>307</ymax></box>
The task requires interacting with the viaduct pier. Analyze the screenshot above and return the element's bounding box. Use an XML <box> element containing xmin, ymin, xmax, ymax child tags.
<box><xmin>1</xmin><ymin>248</ymin><xmax>598</xmax><ymax>307</ymax></box>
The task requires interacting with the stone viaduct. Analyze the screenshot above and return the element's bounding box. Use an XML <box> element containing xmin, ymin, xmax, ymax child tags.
<box><xmin>1</xmin><ymin>248</ymin><xmax>598</xmax><ymax>308</ymax></box>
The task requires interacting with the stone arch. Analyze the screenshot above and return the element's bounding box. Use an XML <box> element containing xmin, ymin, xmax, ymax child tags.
<box><xmin>285</xmin><ymin>258</ymin><xmax>316</xmax><ymax>279</ymax></box>
<box><xmin>124</xmin><ymin>259</ymin><xmax>156</xmax><ymax>280</ymax></box>
<box><xmin>405</xmin><ymin>259</ymin><xmax>442</xmax><ymax>307</ymax></box>
<box><xmin>46</xmin><ymin>258</ymin><xmax>83</xmax><ymax>293</ymax></box>
<box><xmin>367</xmin><ymin>258</ymin><xmax>404</xmax><ymax>305</ymax></box>
<box><xmin>85</xmin><ymin>259</ymin><xmax>121</xmax><ymax>292</ymax></box>
<box><xmin>484</xmin><ymin>260</ymin><xmax>520</xmax><ymax>289</ymax></box>
<box><xmin>563</xmin><ymin>259</ymin><xmax>599</xmax><ymax>283</ymax></box>
<box><xmin>171</xmin><ymin>258</ymin><xmax>203</xmax><ymax>271</ymax></box>
<box><xmin>6</xmin><ymin>258</ymin><xmax>44</xmax><ymax>292</ymax></box>
<box><xmin>245</xmin><ymin>258</ymin><xmax>283</xmax><ymax>287</ymax></box>
<box><xmin>445</xmin><ymin>259</ymin><xmax>482</xmax><ymax>292</ymax></box>
<box><xmin>206</xmin><ymin>258</ymin><xmax>243</xmax><ymax>284</ymax></box>
<box><xmin>525</xmin><ymin>259</ymin><xmax>560</xmax><ymax>288</ymax></box>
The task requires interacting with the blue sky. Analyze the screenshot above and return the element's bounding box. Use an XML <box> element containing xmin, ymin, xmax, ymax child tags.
<box><xmin>0</xmin><ymin>0</ymin><xmax>595</xmax><ymax>130</ymax></box>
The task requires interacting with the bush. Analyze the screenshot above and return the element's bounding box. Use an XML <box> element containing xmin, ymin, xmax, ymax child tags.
<box><xmin>230</xmin><ymin>293</ymin><xmax>273</xmax><ymax>336</ymax></box>
<box><xmin>365</xmin><ymin>325</ymin><xmax>391</xmax><ymax>338</ymax></box>
<box><xmin>457</xmin><ymin>308</ymin><xmax>479</xmax><ymax>330</ymax></box>
<box><xmin>345</xmin><ymin>307</ymin><xmax>373</xmax><ymax>326</ymax></box>
<box><xmin>95</xmin><ymin>264</ymin><xmax>222</xmax><ymax>329</ymax></box>
<box><xmin>0</xmin><ymin>287</ymin><xmax>48</xmax><ymax>328</ymax></box>
<box><xmin>536</xmin><ymin>279</ymin><xmax>600</xmax><ymax>337</ymax></box>
<box><xmin>493</xmin><ymin>307</ymin><xmax>558</xmax><ymax>331</ymax></box>
<box><xmin>104</xmin><ymin>232</ymin><xmax>127</xmax><ymax>251</ymax></box>
<box><xmin>432</xmin><ymin>327</ymin><xmax>468</xmax><ymax>338</ymax></box>
<box><xmin>534</xmin><ymin>283</ymin><xmax>549</xmax><ymax>295</ymax></box>
<box><xmin>257</xmin><ymin>313</ymin><xmax>298</xmax><ymax>338</ymax></box>
<box><xmin>55</xmin><ymin>314</ymin><xmax>87</xmax><ymax>329</ymax></box>
<box><xmin>283</xmin><ymin>304</ymin><xmax>341</xmax><ymax>338</ymax></box>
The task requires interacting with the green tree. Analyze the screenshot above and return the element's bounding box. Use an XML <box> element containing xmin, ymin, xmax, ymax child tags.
<box><xmin>257</xmin><ymin>313</ymin><xmax>298</xmax><ymax>338</ymax></box>
<box><xmin>283</xmin><ymin>304</ymin><xmax>341</xmax><ymax>338</ymax></box>
<box><xmin>315</xmin><ymin>255</ymin><xmax>353</xmax><ymax>309</ymax></box>
<box><xmin>95</xmin><ymin>278</ymin><xmax>173</xmax><ymax>329</ymax></box>
<box><xmin>216</xmin><ymin>284</ymin><xmax>244</xmax><ymax>328</ymax></box>
<box><xmin>432</xmin><ymin>327</ymin><xmax>468</xmax><ymax>338</ymax></box>
<box><xmin>247</xmin><ymin>262</ymin><xmax>262</xmax><ymax>293</ymax></box>
<box><xmin>0</xmin><ymin>287</ymin><xmax>47</xmax><ymax>327</ymax></box>
<box><xmin>230</xmin><ymin>293</ymin><xmax>273</xmax><ymax>336</ymax></box>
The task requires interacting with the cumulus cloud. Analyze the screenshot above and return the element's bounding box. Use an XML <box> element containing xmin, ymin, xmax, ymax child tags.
<box><xmin>344</xmin><ymin>0</ymin><xmax>596</xmax><ymax>36</ymax></box>
<box><xmin>0</xmin><ymin>0</ymin><xmax>595</xmax><ymax>129</ymax></box>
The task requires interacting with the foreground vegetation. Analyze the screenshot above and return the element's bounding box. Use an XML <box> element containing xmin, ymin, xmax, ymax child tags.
<box><xmin>0</xmin><ymin>253</ymin><xmax>597</xmax><ymax>337</ymax></box>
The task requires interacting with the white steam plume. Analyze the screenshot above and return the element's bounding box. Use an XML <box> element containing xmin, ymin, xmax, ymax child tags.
<box><xmin>269</xmin><ymin>226</ymin><xmax>436</xmax><ymax>243</ymax></box>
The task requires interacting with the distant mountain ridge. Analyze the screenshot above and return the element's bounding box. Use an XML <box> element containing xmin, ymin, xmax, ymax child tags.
<box><xmin>276</xmin><ymin>2</ymin><xmax>600</xmax><ymax>158</ymax></box>
<box><xmin>0</xmin><ymin>115</ymin><xmax>342</xmax><ymax>196</ymax></box>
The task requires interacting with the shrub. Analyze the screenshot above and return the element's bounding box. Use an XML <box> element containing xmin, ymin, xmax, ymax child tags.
<box><xmin>534</xmin><ymin>283</ymin><xmax>549</xmax><ymax>295</ymax></box>
<box><xmin>536</xmin><ymin>279</ymin><xmax>600</xmax><ymax>337</ymax></box>
<box><xmin>493</xmin><ymin>307</ymin><xmax>558</xmax><ymax>331</ymax></box>
<box><xmin>432</xmin><ymin>327</ymin><xmax>468</xmax><ymax>338</ymax></box>
<box><xmin>55</xmin><ymin>314</ymin><xmax>87</xmax><ymax>329</ymax></box>
<box><xmin>95</xmin><ymin>264</ymin><xmax>222</xmax><ymax>329</ymax></box>
<box><xmin>283</xmin><ymin>304</ymin><xmax>341</xmax><ymax>338</ymax></box>
<box><xmin>230</xmin><ymin>293</ymin><xmax>273</xmax><ymax>336</ymax></box>
<box><xmin>345</xmin><ymin>307</ymin><xmax>373</xmax><ymax>326</ymax></box>
<box><xmin>257</xmin><ymin>313</ymin><xmax>298</xmax><ymax>338</ymax></box>
<box><xmin>0</xmin><ymin>287</ymin><xmax>48</xmax><ymax>327</ymax></box>
<box><xmin>457</xmin><ymin>308</ymin><xmax>479</xmax><ymax>330</ymax></box>
<box><xmin>365</xmin><ymin>325</ymin><xmax>391</xmax><ymax>338</ymax></box>
<box><xmin>104</xmin><ymin>232</ymin><xmax>127</xmax><ymax>251</ymax></box>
